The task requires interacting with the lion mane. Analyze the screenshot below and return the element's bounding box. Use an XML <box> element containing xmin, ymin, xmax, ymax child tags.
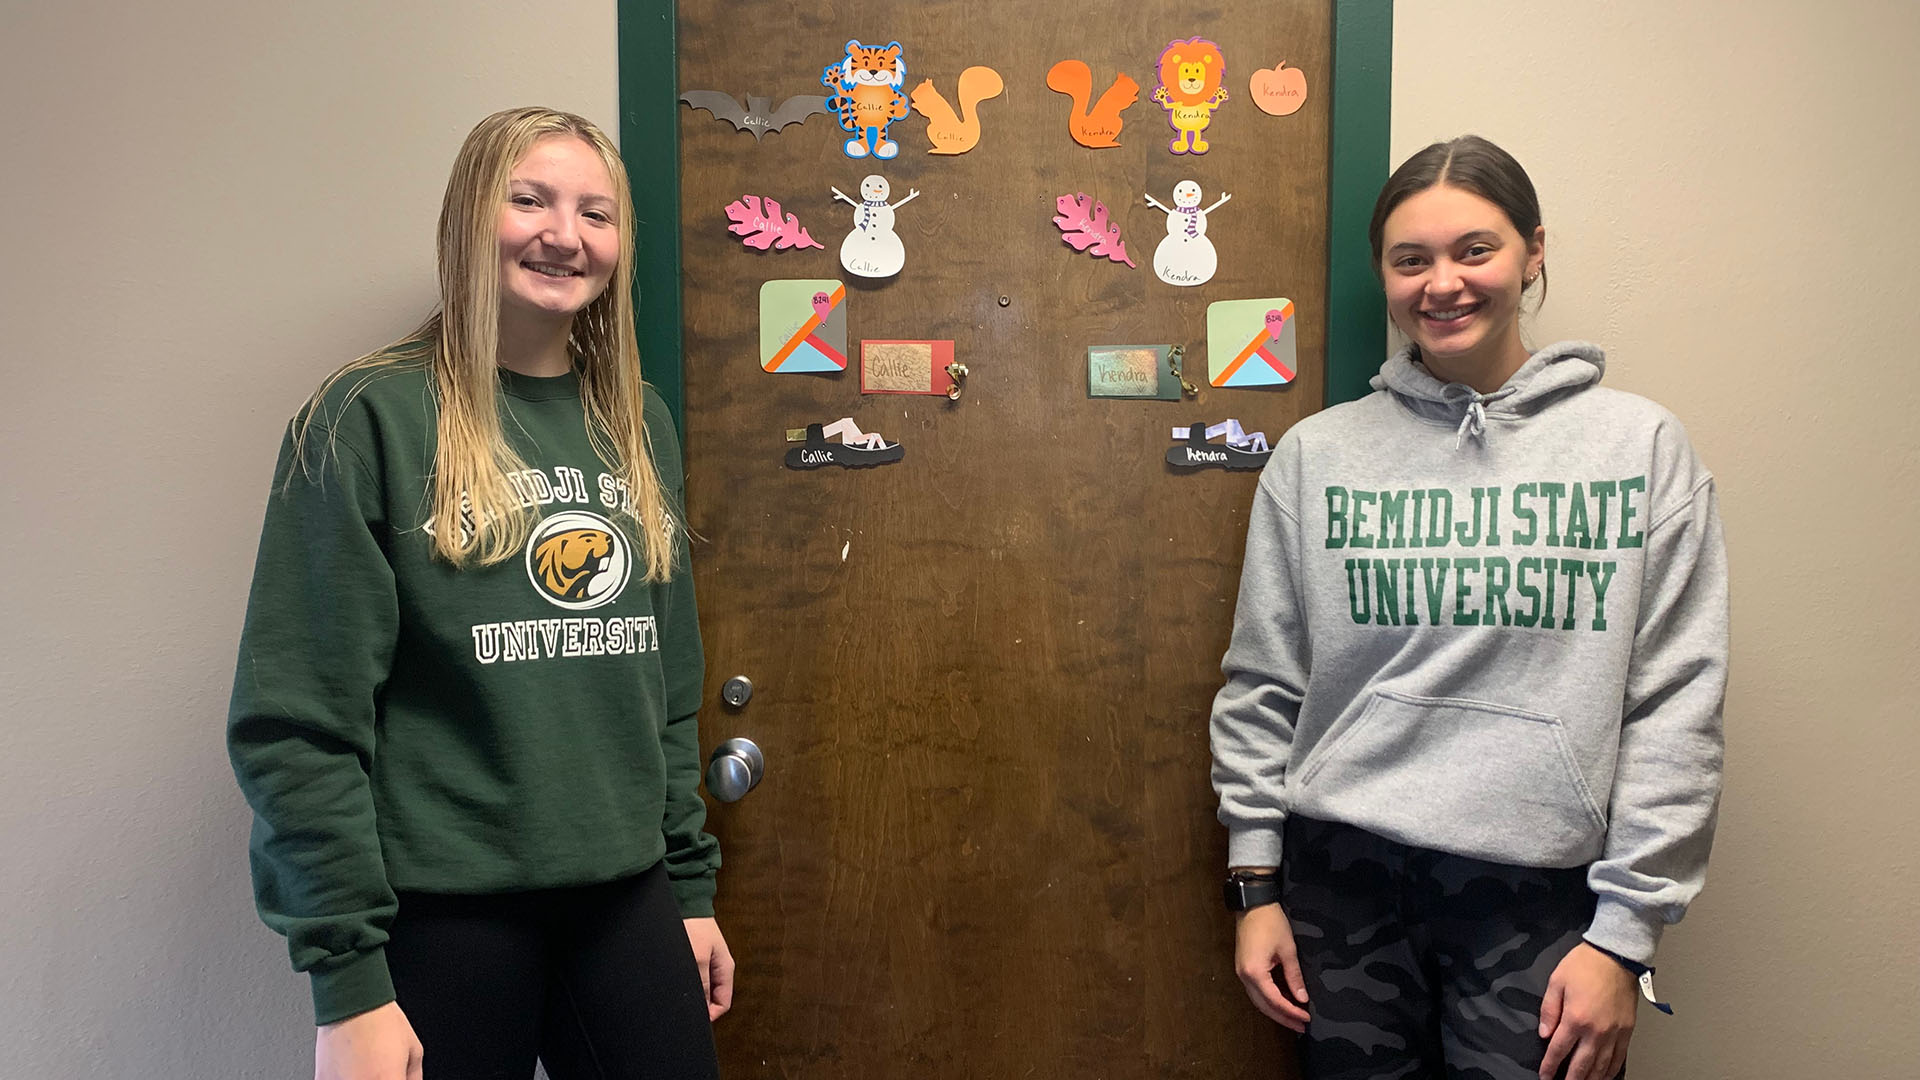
<box><xmin>1157</xmin><ymin>38</ymin><xmax>1224</xmax><ymax>106</ymax></box>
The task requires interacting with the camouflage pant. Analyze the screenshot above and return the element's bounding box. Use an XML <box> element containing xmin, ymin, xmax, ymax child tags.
<box><xmin>1281</xmin><ymin>815</ymin><xmax>1623</xmax><ymax>1080</ymax></box>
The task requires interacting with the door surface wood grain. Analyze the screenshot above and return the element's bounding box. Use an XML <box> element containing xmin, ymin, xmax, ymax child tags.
<box><xmin>676</xmin><ymin>4</ymin><xmax>1332</xmax><ymax>1074</ymax></box>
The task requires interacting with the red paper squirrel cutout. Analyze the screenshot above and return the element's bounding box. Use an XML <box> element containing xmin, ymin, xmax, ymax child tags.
<box><xmin>1052</xmin><ymin>193</ymin><xmax>1136</xmax><ymax>268</ymax></box>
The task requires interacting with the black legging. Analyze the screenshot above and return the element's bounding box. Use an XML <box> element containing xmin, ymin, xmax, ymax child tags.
<box><xmin>388</xmin><ymin>860</ymin><xmax>720</xmax><ymax>1080</ymax></box>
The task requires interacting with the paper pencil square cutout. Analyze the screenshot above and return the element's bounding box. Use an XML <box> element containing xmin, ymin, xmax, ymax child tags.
<box><xmin>1207</xmin><ymin>299</ymin><xmax>1297</xmax><ymax>387</ymax></box>
<box><xmin>1088</xmin><ymin>345</ymin><xmax>1183</xmax><ymax>400</ymax></box>
<box><xmin>861</xmin><ymin>340</ymin><xmax>955</xmax><ymax>395</ymax></box>
<box><xmin>760</xmin><ymin>280</ymin><xmax>848</xmax><ymax>373</ymax></box>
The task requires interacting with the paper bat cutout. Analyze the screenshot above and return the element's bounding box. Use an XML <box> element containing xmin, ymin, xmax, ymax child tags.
<box><xmin>725</xmin><ymin>196</ymin><xmax>825</xmax><ymax>251</ymax></box>
<box><xmin>679</xmin><ymin>91</ymin><xmax>830</xmax><ymax>141</ymax></box>
<box><xmin>1053</xmin><ymin>193</ymin><xmax>1136</xmax><ymax>268</ymax></box>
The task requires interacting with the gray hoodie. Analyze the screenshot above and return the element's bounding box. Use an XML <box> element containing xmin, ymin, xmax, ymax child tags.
<box><xmin>1211</xmin><ymin>341</ymin><xmax>1727</xmax><ymax>963</ymax></box>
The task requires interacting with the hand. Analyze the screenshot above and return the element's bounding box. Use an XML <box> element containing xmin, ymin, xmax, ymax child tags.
<box><xmin>1538</xmin><ymin>943</ymin><xmax>1638</xmax><ymax>1080</ymax></box>
<box><xmin>1233</xmin><ymin>904</ymin><xmax>1312</xmax><ymax>1033</ymax></box>
<box><xmin>684</xmin><ymin>917</ymin><xmax>736</xmax><ymax>1021</ymax></box>
<box><xmin>314</xmin><ymin>1001</ymin><xmax>423</xmax><ymax>1080</ymax></box>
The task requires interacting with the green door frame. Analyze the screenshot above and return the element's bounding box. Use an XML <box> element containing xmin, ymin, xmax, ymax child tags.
<box><xmin>620</xmin><ymin>1</ymin><xmax>1392</xmax><ymax>438</ymax></box>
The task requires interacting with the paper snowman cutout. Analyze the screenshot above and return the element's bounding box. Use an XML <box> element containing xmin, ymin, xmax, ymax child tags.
<box><xmin>1146</xmin><ymin>180</ymin><xmax>1230</xmax><ymax>287</ymax></box>
<box><xmin>832</xmin><ymin>175</ymin><xmax>920</xmax><ymax>279</ymax></box>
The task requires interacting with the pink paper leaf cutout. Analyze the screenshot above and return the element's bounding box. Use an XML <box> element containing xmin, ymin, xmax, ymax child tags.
<box><xmin>725</xmin><ymin>195</ymin><xmax>825</xmax><ymax>251</ymax></box>
<box><xmin>1052</xmin><ymin>192</ymin><xmax>1136</xmax><ymax>268</ymax></box>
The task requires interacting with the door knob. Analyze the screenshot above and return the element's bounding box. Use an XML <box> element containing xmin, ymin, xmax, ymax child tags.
<box><xmin>705</xmin><ymin>737</ymin><xmax>765</xmax><ymax>803</ymax></box>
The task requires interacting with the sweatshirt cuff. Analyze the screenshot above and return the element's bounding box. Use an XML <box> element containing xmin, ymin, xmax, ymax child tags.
<box><xmin>310</xmin><ymin>947</ymin><xmax>396</xmax><ymax>1027</ymax></box>
<box><xmin>669</xmin><ymin>872</ymin><xmax>717</xmax><ymax>918</ymax></box>
<box><xmin>1584</xmin><ymin>897</ymin><xmax>1666</xmax><ymax>966</ymax></box>
<box><xmin>1226</xmin><ymin>824</ymin><xmax>1286</xmax><ymax>870</ymax></box>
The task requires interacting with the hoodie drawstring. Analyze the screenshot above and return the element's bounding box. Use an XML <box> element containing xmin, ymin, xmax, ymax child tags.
<box><xmin>1455</xmin><ymin>399</ymin><xmax>1485</xmax><ymax>449</ymax></box>
<box><xmin>1441</xmin><ymin>384</ymin><xmax>1518</xmax><ymax>449</ymax></box>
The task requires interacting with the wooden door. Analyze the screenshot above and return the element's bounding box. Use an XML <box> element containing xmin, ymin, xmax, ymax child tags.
<box><xmin>676</xmin><ymin>4</ymin><xmax>1329</xmax><ymax>1075</ymax></box>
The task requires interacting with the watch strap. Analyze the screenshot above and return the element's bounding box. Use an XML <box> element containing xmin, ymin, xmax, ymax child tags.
<box><xmin>1222</xmin><ymin>873</ymin><xmax>1282</xmax><ymax>912</ymax></box>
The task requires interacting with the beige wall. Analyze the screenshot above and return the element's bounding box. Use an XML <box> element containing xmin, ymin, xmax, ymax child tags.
<box><xmin>3</xmin><ymin>1</ymin><xmax>1915</xmax><ymax>1077</ymax></box>
<box><xmin>1392</xmin><ymin>2</ymin><xmax>1920</xmax><ymax>1075</ymax></box>
<box><xmin>0</xmin><ymin>1</ymin><xmax>616</xmax><ymax>1075</ymax></box>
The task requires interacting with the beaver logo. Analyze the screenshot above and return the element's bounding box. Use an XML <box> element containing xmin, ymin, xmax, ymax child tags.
<box><xmin>524</xmin><ymin>510</ymin><xmax>631</xmax><ymax>610</ymax></box>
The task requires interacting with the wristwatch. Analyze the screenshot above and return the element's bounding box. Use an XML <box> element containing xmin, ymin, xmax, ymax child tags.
<box><xmin>1222</xmin><ymin>869</ymin><xmax>1282</xmax><ymax>912</ymax></box>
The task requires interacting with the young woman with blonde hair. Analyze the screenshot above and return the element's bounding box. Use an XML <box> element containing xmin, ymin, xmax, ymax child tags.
<box><xmin>229</xmin><ymin>106</ymin><xmax>728</xmax><ymax>1080</ymax></box>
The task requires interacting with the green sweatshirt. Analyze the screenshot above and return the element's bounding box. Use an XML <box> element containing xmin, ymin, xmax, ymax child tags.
<box><xmin>227</xmin><ymin>351</ymin><xmax>717</xmax><ymax>1025</ymax></box>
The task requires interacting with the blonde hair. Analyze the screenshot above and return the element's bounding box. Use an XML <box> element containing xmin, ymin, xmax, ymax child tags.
<box><xmin>295</xmin><ymin>106</ymin><xmax>677</xmax><ymax>581</ymax></box>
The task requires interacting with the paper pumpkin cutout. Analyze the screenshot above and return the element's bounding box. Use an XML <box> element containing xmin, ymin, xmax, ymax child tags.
<box><xmin>1046</xmin><ymin>60</ymin><xmax>1139</xmax><ymax>148</ymax></box>
<box><xmin>1052</xmin><ymin>193</ymin><xmax>1136</xmax><ymax>268</ymax></box>
<box><xmin>909</xmin><ymin>66</ymin><xmax>1003</xmax><ymax>154</ymax></box>
<box><xmin>678</xmin><ymin>92</ymin><xmax>830</xmax><ymax>141</ymax></box>
<box><xmin>1249</xmin><ymin>61</ymin><xmax>1307</xmax><ymax>116</ymax></box>
<box><xmin>785</xmin><ymin>418</ymin><xmax>905</xmax><ymax>469</ymax></box>
<box><xmin>760</xmin><ymin>280</ymin><xmax>847</xmax><ymax>373</ymax></box>
<box><xmin>1166</xmin><ymin>420</ymin><xmax>1273</xmax><ymax>470</ymax></box>
<box><xmin>1151</xmin><ymin>37</ymin><xmax>1229</xmax><ymax>155</ymax></box>
<box><xmin>833</xmin><ymin>175</ymin><xmax>919</xmax><ymax>279</ymax></box>
<box><xmin>821</xmin><ymin>40</ymin><xmax>911</xmax><ymax>160</ymax></box>
<box><xmin>1146</xmin><ymin>181</ymin><xmax>1230</xmax><ymax>286</ymax></box>
<box><xmin>725</xmin><ymin>196</ymin><xmax>824</xmax><ymax>251</ymax></box>
<box><xmin>1207</xmin><ymin>298</ymin><xmax>1298</xmax><ymax>387</ymax></box>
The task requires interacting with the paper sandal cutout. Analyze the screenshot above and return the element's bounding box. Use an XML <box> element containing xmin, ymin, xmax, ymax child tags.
<box><xmin>1166</xmin><ymin>420</ymin><xmax>1272</xmax><ymax>470</ymax></box>
<box><xmin>785</xmin><ymin>418</ymin><xmax>906</xmax><ymax>469</ymax></box>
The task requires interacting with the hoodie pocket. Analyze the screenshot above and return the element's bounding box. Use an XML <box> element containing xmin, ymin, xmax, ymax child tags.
<box><xmin>1297</xmin><ymin>689</ymin><xmax>1606</xmax><ymax>865</ymax></box>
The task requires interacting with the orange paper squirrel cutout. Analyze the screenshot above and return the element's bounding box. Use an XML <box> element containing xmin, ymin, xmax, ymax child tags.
<box><xmin>1046</xmin><ymin>60</ymin><xmax>1139</xmax><ymax>149</ymax></box>
<box><xmin>909</xmin><ymin>66</ymin><xmax>1004</xmax><ymax>155</ymax></box>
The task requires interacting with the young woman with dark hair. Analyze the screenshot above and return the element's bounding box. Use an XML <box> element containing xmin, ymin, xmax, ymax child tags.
<box><xmin>1212</xmin><ymin>135</ymin><xmax>1727</xmax><ymax>1080</ymax></box>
